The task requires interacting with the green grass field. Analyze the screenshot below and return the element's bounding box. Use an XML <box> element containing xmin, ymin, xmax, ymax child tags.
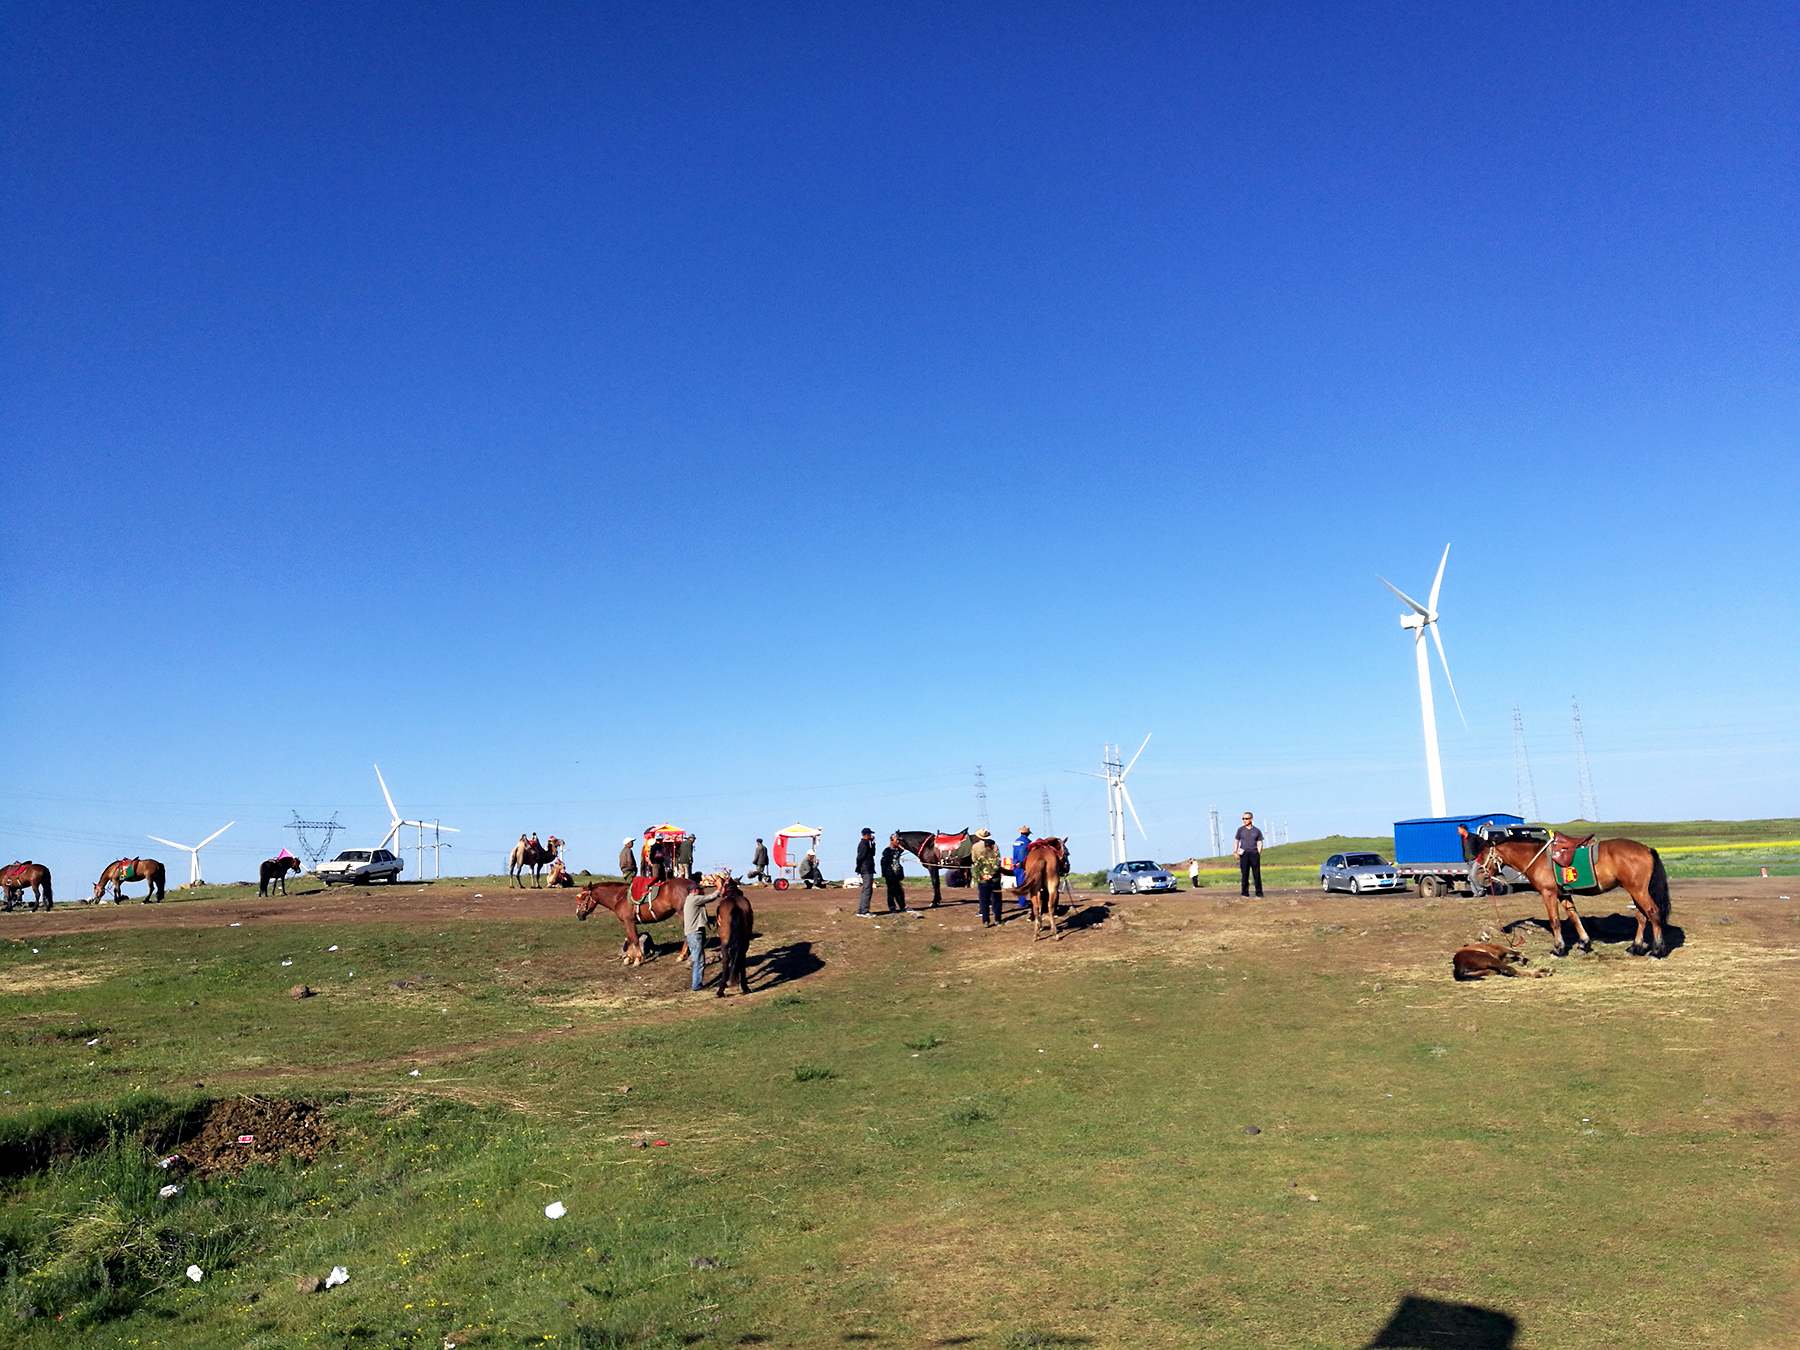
<box><xmin>1</xmin><ymin>872</ymin><xmax>1796</xmax><ymax>1348</ymax></box>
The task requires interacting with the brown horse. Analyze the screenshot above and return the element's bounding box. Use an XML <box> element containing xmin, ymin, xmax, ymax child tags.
<box><xmin>94</xmin><ymin>858</ymin><xmax>166</xmax><ymax>904</ymax></box>
<box><xmin>894</xmin><ymin>829</ymin><xmax>971</xmax><ymax>905</ymax></box>
<box><xmin>574</xmin><ymin>874</ymin><xmax>699</xmax><ymax>964</ymax></box>
<box><xmin>713</xmin><ymin>874</ymin><xmax>755</xmax><ymax>997</ymax></box>
<box><xmin>1452</xmin><ymin>942</ymin><xmax>1550</xmax><ymax>980</ymax></box>
<box><xmin>0</xmin><ymin>862</ymin><xmax>53</xmax><ymax>911</ymax></box>
<box><xmin>259</xmin><ymin>855</ymin><xmax>303</xmax><ymax>896</ymax></box>
<box><xmin>1017</xmin><ymin>837</ymin><xmax>1071</xmax><ymax>940</ymax></box>
<box><xmin>510</xmin><ymin>835</ymin><xmax>565</xmax><ymax>887</ymax></box>
<box><xmin>1461</xmin><ymin>825</ymin><xmax>1672</xmax><ymax>959</ymax></box>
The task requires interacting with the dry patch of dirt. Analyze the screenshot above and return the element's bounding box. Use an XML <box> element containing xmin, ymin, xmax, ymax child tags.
<box><xmin>0</xmin><ymin>958</ymin><xmax>123</xmax><ymax>995</ymax></box>
<box><xmin>165</xmin><ymin>1097</ymin><xmax>334</xmax><ymax>1177</ymax></box>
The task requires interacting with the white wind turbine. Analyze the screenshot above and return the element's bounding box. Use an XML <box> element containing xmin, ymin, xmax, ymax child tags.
<box><xmin>1076</xmin><ymin>735</ymin><xmax>1151</xmax><ymax>867</ymax></box>
<box><xmin>1377</xmin><ymin>544</ymin><xmax>1466</xmax><ymax>818</ymax></box>
<box><xmin>147</xmin><ymin>822</ymin><xmax>234</xmax><ymax>888</ymax></box>
<box><xmin>373</xmin><ymin>765</ymin><xmax>459</xmax><ymax>875</ymax></box>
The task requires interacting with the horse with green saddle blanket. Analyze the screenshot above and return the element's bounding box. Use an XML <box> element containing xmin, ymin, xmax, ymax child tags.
<box><xmin>93</xmin><ymin>857</ymin><xmax>166</xmax><ymax>905</ymax></box>
<box><xmin>573</xmin><ymin>873</ymin><xmax>704</xmax><ymax>965</ymax></box>
<box><xmin>1461</xmin><ymin>825</ymin><xmax>1671</xmax><ymax>959</ymax></box>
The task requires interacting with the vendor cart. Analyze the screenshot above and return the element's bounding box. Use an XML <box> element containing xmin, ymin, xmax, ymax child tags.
<box><xmin>771</xmin><ymin>823</ymin><xmax>822</xmax><ymax>891</ymax></box>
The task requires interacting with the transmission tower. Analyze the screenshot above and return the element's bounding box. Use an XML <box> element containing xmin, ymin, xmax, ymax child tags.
<box><xmin>1571</xmin><ymin>698</ymin><xmax>1598</xmax><ymax>822</ymax></box>
<box><xmin>1511</xmin><ymin>703</ymin><xmax>1541</xmax><ymax>821</ymax></box>
<box><xmin>1040</xmin><ymin>787</ymin><xmax>1053</xmax><ymax>835</ymax></box>
<box><xmin>974</xmin><ymin>765</ymin><xmax>990</xmax><ymax>833</ymax></box>
<box><xmin>1209</xmin><ymin>806</ymin><xmax>1223</xmax><ymax>858</ymax></box>
<box><xmin>286</xmin><ymin>811</ymin><xmax>343</xmax><ymax>870</ymax></box>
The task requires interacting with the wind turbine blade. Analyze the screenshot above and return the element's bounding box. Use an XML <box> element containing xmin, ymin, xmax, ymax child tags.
<box><xmin>1120</xmin><ymin>783</ymin><xmax>1148</xmax><ymax>840</ymax></box>
<box><xmin>1377</xmin><ymin>575</ymin><xmax>1429</xmax><ymax>616</ymax></box>
<box><xmin>1122</xmin><ymin>733</ymin><xmax>1152</xmax><ymax>779</ymax></box>
<box><xmin>375</xmin><ymin>764</ymin><xmax>399</xmax><ymax>821</ymax></box>
<box><xmin>196</xmin><ymin>822</ymin><xmax>234</xmax><ymax>850</ymax></box>
<box><xmin>1427</xmin><ymin>543</ymin><xmax>1450</xmax><ymax>618</ymax></box>
<box><xmin>146</xmin><ymin>836</ymin><xmax>189</xmax><ymax>851</ymax></box>
<box><xmin>1069</xmin><ymin>770</ymin><xmax>1108</xmax><ymax>780</ymax></box>
<box><xmin>1430</xmin><ymin>621</ymin><xmax>1467</xmax><ymax>727</ymax></box>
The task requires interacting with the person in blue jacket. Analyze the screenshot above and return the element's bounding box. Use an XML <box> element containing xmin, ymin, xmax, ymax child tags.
<box><xmin>1013</xmin><ymin>827</ymin><xmax>1033</xmax><ymax>907</ymax></box>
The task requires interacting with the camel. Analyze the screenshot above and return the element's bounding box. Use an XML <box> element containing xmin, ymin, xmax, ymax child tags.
<box><xmin>509</xmin><ymin>834</ymin><xmax>564</xmax><ymax>887</ymax></box>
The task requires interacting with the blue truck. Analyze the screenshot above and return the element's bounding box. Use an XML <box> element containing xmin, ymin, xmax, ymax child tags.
<box><xmin>1393</xmin><ymin>812</ymin><xmax>1527</xmax><ymax>898</ymax></box>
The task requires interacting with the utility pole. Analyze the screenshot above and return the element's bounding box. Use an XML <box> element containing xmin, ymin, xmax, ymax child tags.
<box><xmin>1511</xmin><ymin>703</ymin><xmax>1541</xmax><ymax>822</ymax></box>
<box><xmin>1040</xmin><ymin>787</ymin><xmax>1053</xmax><ymax>835</ymax></box>
<box><xmin>1209</xmin><ymin>806</ymin><xmax>1223</xmax><ymax>858</ymax></box>
<box><xmin>974</xmin><ymin>765</ymin><xmax>989</xmax><ymax>834</ymax></box>
<box><xmin>1571</xmin><ymin>698</ymin><xmax>1598</xmax><ymax>822</ymax></box>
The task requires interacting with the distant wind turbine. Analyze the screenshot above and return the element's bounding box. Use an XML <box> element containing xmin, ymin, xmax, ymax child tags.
<box><xmin>373</xmin><ymin>765</ymin><xmax>459</xmax><ymax>872</ymax></box>
<box><xmin>1377</xmin><ymin>545</ymin><xmax>1465</xmax><ymax>818</ymax></box>
<box><xmin>147</xmin><ymin>822</ymin><xmax>234</xmax><ymax>888</ymax></box>
<box><xmin>1074</xmin><ymin>735</ymin><xmax>1151</xmax><ymax>867</ymax></box>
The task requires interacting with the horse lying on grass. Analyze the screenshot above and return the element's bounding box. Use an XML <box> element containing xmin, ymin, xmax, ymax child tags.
<box><xmin>1452</xmin><ymin>943</ymin><xmax>1551</xmax><ymax>980</ymax></box>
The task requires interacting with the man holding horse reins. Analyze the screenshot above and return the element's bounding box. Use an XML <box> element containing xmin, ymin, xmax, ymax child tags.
<box><xmin>1013</xmin><ymin>827</ymin><xmax>1033</xmax><ymax>908</ymax></box>
<box><xmin>881</xmin><ymin>833</ymin><xmax>908</xmax><ymax>913</ymax></box>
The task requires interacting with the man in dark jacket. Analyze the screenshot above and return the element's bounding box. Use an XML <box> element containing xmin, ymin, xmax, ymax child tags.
<box><xmin>880</xmin><ymin>834</ymin><xmax>907</xmax><ymax>913</ymax></box>
<box><xmin>749</xmin><ymin>838</ymin><xmax>770</xmax><ymax>884</ymax></box>
<box><xmin>618</xmin><ymin>837</ymin><xmax>638</xmax><ymax>881</ymax></box>
<box><xmin>854</xmin><ymin>828</ymin><xmax>877</xmax><ymax>916</ymax></box>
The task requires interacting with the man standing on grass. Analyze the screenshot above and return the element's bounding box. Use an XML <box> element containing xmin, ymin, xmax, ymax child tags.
<box><xmin>1013</xmin><ymin>826</ymin><xmax>1033</xmax><ymax>908</ymax></box>
<box><xmin>682</xmin><ymin>884</ymin><xmax>712</xmax><ymax>992</ymax></box>
<box><xmin>618</xmin><ymin>837</ymin><xmax>639</xmax><ymax>880</ymax></box>
<box><xmin>749</xmin><ymin>838</ymin><xmax>770</xmax><ymax>884</ymax></box>
<box><xmin>855</xmin><ymin>828</ymin><xmax>877</xmax><ymax>915</ymax></box>
<box><xmin>1235</xmin><ymin>812</ymin><xmax>1265</xmax><ymax>898</ymax></box>
<box><xmin>1188</xmin><ymin>857</ymin><xmax>1200</xmax><ymax>890</ymax></box>
<box><xmin>881</xmin><ymin>833</ymin><xmax>908</xmax><ymax>913</ymax></box>
<box><xmin>971</xmin><ymin>829</ymin><xmax>1003</xmax><ymax>927</ymax></box>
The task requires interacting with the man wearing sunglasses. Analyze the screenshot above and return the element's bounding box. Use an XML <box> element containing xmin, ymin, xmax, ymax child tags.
<box><xmin>1234</xmin><ymin>812</ymin><xmax>1265</xmax><ymax>898</ymax></box>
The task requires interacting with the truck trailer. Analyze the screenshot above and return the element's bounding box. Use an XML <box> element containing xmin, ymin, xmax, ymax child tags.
<box><xmin>1393</xmin><ymin>812</ymin><xmax>1528</xmax><ymax>898</ymax></box>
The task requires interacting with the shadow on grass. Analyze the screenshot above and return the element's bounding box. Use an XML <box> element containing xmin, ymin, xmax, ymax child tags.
<box><xmin>1504</xmin><ymin>912</ymin><xmax>1687</xmax><ymax>952</ymax></box>
<box><xmin>1364</xmin><ymin>1294</ymin><xmax>1517</xmax><ymax>1347</ymax></box>
<box><xmin>747</xmin><ymin>940</ymin><xmax>824</xmax><ymax>991</ymax></box>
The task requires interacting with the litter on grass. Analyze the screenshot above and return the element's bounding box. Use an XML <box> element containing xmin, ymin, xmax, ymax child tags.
<box><xmin>324</xmin><ymin>1266</ymin><xmax>349</xmax><ymax>1288</ymax></box>
<box><xmin>328</xmin><ymin>945</ymin><xmax>338</xmax><ymax>951</ymax></box>
<box><xmin>186</xmin><ymin>1265</ymin><xmax>204</xmax><ymax>1282</ymax></box>
<box><xmin>409</xmin><ymin>1069</ymin><xmax>421</xmax><ymax>1077</ymax></box>
<box><xmin>86</xmin><ymin>1038</ymin><xmax>98</xmax><ymax>1046</ymax></box>
<box><xmin>229</xmin><ymin>922</ymin><xmax>242</xmax><ymax>927</ymax></box>
<box><xmin>282</xmin><ymin>960</ymin><xmax>292</xmax><ymax>966</ymax></box>
<box><xmin>157</xmin><ymin>1155</ymin><xmax>180</xmax><ymax>1170</ymax></box>
<box><xmin>237</xmin><ymin>1135</ymin><xmax>255</xmax><ymax>1144</ymax></box>
<box><xmin>158</xmin><ymin>1184</ymin><xmax>182</xmax><ymax>1199</ymax></box>
<box><xmin>544</xmin><ymin>1201</ymin><xmax>567</xmax><ymax>1219</ymax></box>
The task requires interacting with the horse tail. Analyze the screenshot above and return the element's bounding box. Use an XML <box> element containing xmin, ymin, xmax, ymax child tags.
<box><xmin>41</xmin><ymin>870</ymin><xmax>52</xmax><ymax>905</ymax></box>
<box><xmin>1648</xmin><ymin>848</ymin><xmax>1671</xmax><ymax>922</ymax></box>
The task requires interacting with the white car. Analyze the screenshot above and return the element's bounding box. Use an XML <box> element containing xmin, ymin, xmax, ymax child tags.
<box><xmin>1319</xmin><ymin>852</ymin><xmax>1403</xmax><ymax>894</ymax></box>
<box><xmin>316</xmin><ymin>848</ymin><xmax>404</xmax><ymax>886</ymax></box>
<box><xmin>1108</xmin><ymin>860</ymin><xmax>1178</xmax><ymax>894</ymax></box>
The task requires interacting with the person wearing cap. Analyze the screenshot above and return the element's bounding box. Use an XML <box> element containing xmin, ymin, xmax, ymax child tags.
<box><xmin>673</xmin><ymin>834</ymin><xmax>694</xmax><ymax>880</ymax></box>
<box><xmin>970</xmin><ymin>829</ymin><xmax>1004</xmax><ymax>926</ymax></box>
<box><xmin>854</xmin><ymin>828</ymin><xmax>877</xmax><ymax>915</ymax></box>
<box><xmin>618</xmin><ymin>837</ymin><xmax>639</xmax><ymax>880</ymax></box>
<box><xmin>799</xmin><ymin>850</ymin><xmax>827</xmax><ymax>889</ymax></box>
<box><xmin>1013</xmin><ymin>827</ymin><xmax>1034</xmax><ymax>907</ymax></box>
<box><xmin>1235</xmin><ymin>812</ymin><xmax>1265</xmax><ymax>898</ymax></box>
<box><xmin>880</xmin><ymin>833</ymin><xmax>908</xmax><ymax>914</ymax></box>
<box><xmin>749</xmin><ymin>838</ymin><xmax>770</xmax><ymax>884</ymax></box>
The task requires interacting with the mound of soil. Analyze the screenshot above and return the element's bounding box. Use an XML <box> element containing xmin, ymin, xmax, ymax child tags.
<box><xmin>172</xmin><ymin>1097</ymin><xmax>333</xmax><ymax>1177</ymax></box>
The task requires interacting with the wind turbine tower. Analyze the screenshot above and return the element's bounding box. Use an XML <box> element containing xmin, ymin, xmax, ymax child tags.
<box><xmin>1077</xmin><ymin>736</ymin><xmax>1150</xmax><ymax>867</ymax></box>
<box><xmin>1571</xmin><ymin>698</ymin><xmax>1599</xmax><ymax>822</ymax></box>
<box><xmin>373</xmin><ymin>765</ymin><xmax>460</xmax><ymax>867</ymax></box>
<box><xmin>1377</xmin><ymin>545</ymin><xmax>1466</xmax><ymax>817</ymax></box>
<box><xmin>147</xmin><ymin>822</ymin><xmax>234</xmax><ymax>888</ymax></box>
<box><xmin>1511</xmin><ymin>703</ymin><xmax>1541</xmax><ymax>822</ymax></box>
<box><xmin>1209</xmin><ymin>805</ymin><xmax>1223</xmax><ymax>858</ymax></box>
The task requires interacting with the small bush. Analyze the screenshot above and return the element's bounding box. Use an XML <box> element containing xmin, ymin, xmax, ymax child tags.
<box><xmin>770</xmin><ymin>994</ymin><xmax>809</xmax><ymax>1008</ymax></box>
<box><xmin>903</xmin><ymin>1035</ymin><xmax>942</xmax><ymax>1051</ymax></box>
<box><xmin>792</xmin><ymin>1065</ymin><xmax>836</xmax><ymax>1082</ymax></box>
<box><xmin>947</xmin><ymin>1102</ymin><xmax>995</xmax><ymax>1126</ymax></box>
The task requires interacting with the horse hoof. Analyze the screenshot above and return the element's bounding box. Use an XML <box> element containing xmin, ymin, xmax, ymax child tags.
<box><xmin>1579</xmin><ymin>940</ymin><xmax>1593</xmax><ymax>953</ymax></box>
<box><xmin>1550</xmin><ymin>944</ymin><xmax>1568</xmax><ymax>958</ymax></box>
<box><xmin>1627</xmin><ymin>942</ymin><xmax>1646</xmax><ymax>956</ymax></box>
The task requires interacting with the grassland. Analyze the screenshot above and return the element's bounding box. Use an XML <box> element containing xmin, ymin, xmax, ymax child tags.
<box><xmin>1</xmin><ymin>874</ymin><xmax>1796</xmax><ymax>1348</ymax></box>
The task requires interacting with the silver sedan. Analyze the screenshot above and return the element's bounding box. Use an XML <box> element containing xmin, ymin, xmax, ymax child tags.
<box><xmin>1319</xmin><ymin>852</ymin><xmax>1404</xmax><ymax>894</ymax></box>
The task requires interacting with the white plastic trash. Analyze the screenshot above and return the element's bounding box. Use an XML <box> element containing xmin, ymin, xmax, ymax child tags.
<box><xmin>324</xmin><ymin>1266</ymin><xmax>349</xmax><ymax>1288</ymax></box>
<box><xmin>328</xmin><ymin>945</ymin><xmax>338</xmax><ymax>952</ymax></box>
<box><xmin>409</xmin><ymin>1069</ymin><xmax>421</xmax><ymax>1077</ymax></box>
<box><xmin>544</xmin><ymin>1201</ymin><xmax>567</xmax><ymax>1219</ymax></box>
<box><xmin>186</xmin><ymin>1264</ymin><xmax>204</xmax><ymax>1282</ymax></box>
<box><xmin>158</xmin><ymin>1184</ymin><xmax>182</xmax><ymax>1199</ymax></box>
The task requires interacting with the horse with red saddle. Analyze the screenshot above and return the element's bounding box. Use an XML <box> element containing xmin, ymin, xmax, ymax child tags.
<box><xmin>893</xmin><ymin>830</ymin><xmax>972</xmax><ymax>906</ymax></box>
<box><xmin>1017</xmin><ymin>837</ymin><xmax>1072</xmax><ymax>940</ymax></box>
<box><xmin>1461</xmin><ymin>824</ymin><xmax>1671</xmax><ymax>959</ymax></box>
<box><xmin>0</xmin><ymin>861</ymin><xmax>52</xmax><ymax>911</ymax></box>
<box><xmin>575</xmin><ymin>873</ymin><xmax>703</xmax><ymax>965</ymax></box>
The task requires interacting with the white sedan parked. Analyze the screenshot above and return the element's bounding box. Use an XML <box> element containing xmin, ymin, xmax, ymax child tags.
<box><xmin>1319</xmin><ymin>852</ymin><xmax>1404</xmax><ymax>894</ymax></box>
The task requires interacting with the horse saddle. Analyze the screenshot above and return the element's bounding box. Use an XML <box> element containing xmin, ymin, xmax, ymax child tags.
<box><xmin>1026</xmin><ymin>838</ymin><xmax>1062</xmax><ymax>855</ymax></box>
<box><xmin>1550</xmin><ymin>833</ymin><xmax>1595</xmax><ymax>869</ymax></box>
<box><xmin>117</xmin><ymin>858</ymin><xmax>142</xmax><ymax>881</ymax></box>
<box><xmin>0</xmin><ymin>862</ymin><xmax>30</xmax><ymax>886</ymax></box>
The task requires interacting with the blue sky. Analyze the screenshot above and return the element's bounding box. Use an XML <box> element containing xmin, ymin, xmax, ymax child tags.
<box><xmin>4</xmin><ymin>1</ymin><xmax>1795</xmax><ymax>884</ymax></box>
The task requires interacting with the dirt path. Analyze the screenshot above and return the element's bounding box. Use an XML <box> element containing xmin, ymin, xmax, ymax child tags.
<box><xmin>0</xmin><ymin>874</ymin><xmax>1788</xmax><ymax>939</ymax></box>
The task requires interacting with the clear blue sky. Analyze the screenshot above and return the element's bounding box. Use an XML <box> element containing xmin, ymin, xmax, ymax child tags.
<box><xmin>4</xmin><ymin>2</ymin><xmax>1795</xmax><ymax>884</ymax></box>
